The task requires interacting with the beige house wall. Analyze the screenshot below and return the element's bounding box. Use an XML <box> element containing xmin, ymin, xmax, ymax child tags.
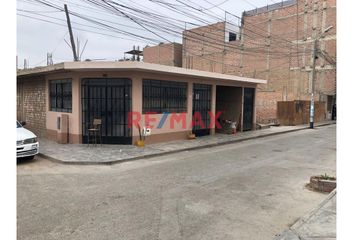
<box><xmin>24</xmin><ymin>69</ymin><xmax>257</xmax><ymax>144</ymax></box>
<box><xmin>45</xmin><ymin>72</ymin><xmax>81</xmax><ymax>143</ymax></box>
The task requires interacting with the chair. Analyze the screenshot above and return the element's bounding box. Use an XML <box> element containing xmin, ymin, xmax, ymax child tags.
<box><xmin>88</xmin><ymin>118</ymin><xmax>102</xmax><ymax>146</ymax></box>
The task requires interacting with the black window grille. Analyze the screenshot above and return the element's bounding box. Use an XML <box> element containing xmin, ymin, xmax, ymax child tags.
<box><xmin>49</xmin><ymin>79</ymin><xmax>72</xmax><ymax>112</ymax></box>
<box><xmin>143</xmin><ymin>79</ymin><xmax>187</xmax><ymax>114</ymax></box>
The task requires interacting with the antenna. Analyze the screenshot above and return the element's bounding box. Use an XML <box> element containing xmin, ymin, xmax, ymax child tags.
<box><xmin>124</xmin><ymin>46</ymin><xmax>142</xmax><ymax>62</ymax></box>
<box><xmin>24</xmin><ymin>59</ymin><xmax>28</xmax><ymax>69</ymax></box>
<box><xmin>80</xmin><ymin>40</ymin><xmax>88</xmax><ymax>60</ymax></box>
<box><xmin>137</xmin><ymin>46</ymin><xmax>140</xmax><ymax>61</ymax></box>
<box><xmin>47</xmin><ymin>53</ymin><xmax>53</xmax><ymax>66</ymax></box>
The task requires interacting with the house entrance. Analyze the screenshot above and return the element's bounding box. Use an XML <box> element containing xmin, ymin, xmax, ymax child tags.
<box><xmin>81</xmin><ymin>78</ymin><xmax>132</xmax><ymax>144</ymax></box>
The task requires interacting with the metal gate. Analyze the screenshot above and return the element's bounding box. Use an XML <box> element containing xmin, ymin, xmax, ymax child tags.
<box><xmin>81</xmin><ymin>78</ymin><xmax>132</xmax><ymax>144</ymax></box>
<box><xmin>192</xmin><ymin>83</ymin><xmax>211</xmax><ymax>136</ymax></box>
<box><xmin>242</xmin><ymin>88</ymin><xmax>255</xmax><ymax>131</ymax></box>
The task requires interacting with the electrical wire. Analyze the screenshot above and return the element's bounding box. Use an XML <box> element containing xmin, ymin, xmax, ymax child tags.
<box><xmin>18</xmin><ymin>0</ymin><xmax>317</xmax><ymax>75</ymax></box>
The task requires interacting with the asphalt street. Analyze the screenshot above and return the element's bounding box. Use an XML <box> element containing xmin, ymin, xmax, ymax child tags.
<box><xmin>17</xmin><ymin>125</ymin><xmax>336</xmax><ymax>240</ymax></box>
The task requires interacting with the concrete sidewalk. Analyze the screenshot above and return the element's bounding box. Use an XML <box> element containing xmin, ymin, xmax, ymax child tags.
<box><xmin>38</xmin><ymin>121</ymin><xmax>335</xmax><ymax>165</ymax></box>
<box><xmin>275</xmin><ymin>189</ymin><xmax>336</xmax><ymax>240</ymax></box>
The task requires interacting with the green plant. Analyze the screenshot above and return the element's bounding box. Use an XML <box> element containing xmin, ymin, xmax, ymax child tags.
<box><xmin>137</xmin><ymin>123</ymin><xmax>145</xmax><ymax>141</ymax></box>
<box><xmin>320</xmin><ymin>173</ymin><xmax>336</xmax><ymax>180</ymax></box>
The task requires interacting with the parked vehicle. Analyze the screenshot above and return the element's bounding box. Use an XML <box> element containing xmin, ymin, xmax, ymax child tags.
<box><xmin>17</xmin><ymin>121</ymin><xmax>39</xmax><ymax>160</ymax></box>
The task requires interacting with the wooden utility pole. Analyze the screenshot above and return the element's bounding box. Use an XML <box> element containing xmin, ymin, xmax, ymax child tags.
<box><xmin>64</xmin><ymin>4</ymin><xmax>78</xmax><ymax>61</ymax></box>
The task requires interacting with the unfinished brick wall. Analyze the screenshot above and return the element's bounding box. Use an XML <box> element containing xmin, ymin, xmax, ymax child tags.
<box><xmin>17</xmin><ymin>76</ymin><xmax>46</xmax><ymax>137</ymax></box>
<box><xmin>183</xmin><ymin>22</ymin><xmax>244</xmax><ymax>74</ymax></box>
<box><xmin>181</xmin><ymin>0</ymin><xmax>336</xmax><ymax>124</ymax></box>
<box><xmin>143</xmin><ymin>43</ymin><xmax>183</xmax><ymax>67</ymax></box>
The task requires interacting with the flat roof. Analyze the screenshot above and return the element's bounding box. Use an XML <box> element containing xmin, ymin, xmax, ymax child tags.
<box><xmin>17</xmin><ymin>61</ymin><xmax>267</xmax><ymax>85</ymax></box>
<box><xmin>244</xmin><ymin>0</ymin><xmax>297</xmax><ymax>16</ymax></box>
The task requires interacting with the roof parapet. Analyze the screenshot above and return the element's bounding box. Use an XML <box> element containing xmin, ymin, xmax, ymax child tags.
<box><xmin>243</xmin><ymin>0</ymin><xmax>297</xmax><ymax>16</ymax></box>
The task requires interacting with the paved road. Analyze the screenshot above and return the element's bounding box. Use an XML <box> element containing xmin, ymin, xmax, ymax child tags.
<box><xmin>17</xmin><ymin>125</ymin><xmax>336</xmax><ymax>240</ymax></box>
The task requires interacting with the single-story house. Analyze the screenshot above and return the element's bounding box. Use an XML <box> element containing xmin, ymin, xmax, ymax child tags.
<box><xmin>17</xmin><ymin>61</ymin><xmax>266</xmax><ymax>145</ymax></box>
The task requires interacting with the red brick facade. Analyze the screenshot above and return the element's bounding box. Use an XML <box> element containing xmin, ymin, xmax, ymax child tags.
<box><xmin>144</xmin><ymin>0</ymin><xmax>336</xmax><ymax>124</ymax></box>
<box><xmin>185</xmin><ymin>0</ymin><xmax>336</xmax><ymax>123</ymax></box>
<box><xmin>17</xmin><ymin>76</ymin><xmax>47</xmax><ymax>137</ymax></box>
<box><xmin>143</xmin><ymin>43</ymin><xmax>183</xmax><ymax>67</ymax></box>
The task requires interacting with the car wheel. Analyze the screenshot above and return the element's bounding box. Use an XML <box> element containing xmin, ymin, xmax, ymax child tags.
<box><xmin>25</xmin><ymin>155</ymin><xmax>35</xmax><ymax>160</ymax></box>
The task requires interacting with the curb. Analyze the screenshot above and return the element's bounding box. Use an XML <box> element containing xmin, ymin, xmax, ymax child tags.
<box><xmin>274</xmin><ymin>188</ymin><xmax>336</xmax><ymax>240</ymax></box>
<box><xmin>39</xmin><ymin>121</ymin><xmax>336</xmax><ymax>165</ymax></box>
<box><xmin>290</xmin><ymin>189</ymin><xmax>336</xmax><ymax>232</ymax></box>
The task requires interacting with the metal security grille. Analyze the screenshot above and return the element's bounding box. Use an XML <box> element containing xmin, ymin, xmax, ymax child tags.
<box><xmin>192</xmin><ymin>83</ymin><xmax>212</xmax><ymax>136</ymax></box>
<box><xmin>49</xmin><ymin>79</ymin><xmax>72</xmax><ymax>112</ymax></box>
<box><xmin>81</xmin><ymin>78</ymin><xmax>132</xmax><ymax>144</ymax></box>
<box><xmin>243</xmin><ymin>88</ymin><xmax>255</xmax><ymax>131</ymax></box>
<box><xmin>143</xmin><ymin>79</ymin><xmax>187</xmax><ymax>114</ymax></box>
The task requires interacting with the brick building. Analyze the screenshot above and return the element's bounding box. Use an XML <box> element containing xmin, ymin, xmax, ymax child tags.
<box><xmin>17</xmin><ymin>61</ymin><xmax>265</xmax><ymax>145</ymax></box>
<box><xmin>144</xmin><ymin>0</ymin><xmax>336</xmax><ymax>124</ymax></box>
<box><xmin>143</xmin><ymin>43</ymin><xmax>183</xmax><ymax>67</ymax></box>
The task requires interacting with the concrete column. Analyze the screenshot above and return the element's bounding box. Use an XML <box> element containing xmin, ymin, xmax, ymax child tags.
<box><xmin>240</xmin><ymin>87</ymin><xmax>244</xmax><ymax>132</ymax></box>
<box><xmin>239</xmin><ymin>26</ymin><xmax>245</xmax><ymax>75</ymax></box>
<box><xmin>319</xmin><ymin>1</ymin><xmax>327</xmax><ymax>94</ymax></box>
<box><xmin>302</xmin><ymin>0</ymin><xmax>308</xmax><ymax>68</ymax></box>
<box><xmin>71</xmin><ymin>74</ymin><xmax>80</xmax><ymax>143</ymax></box>
<box><xmin>131</xmin><ymin>75</ymin><xmax>142</xmax><ymax>139</ymax></box>
<box><xmin>210</xmin><ymin>83</ymin><xmax>216</xmax><ymax>135</ymax></box>
<box><xmin>266</xmin><ymin>11</ymin><xmax>272</xmax><ymax>89</ymax></box>
<box><xmin>252</xmin><ymin>88</ymin><xmax>257</xmax><ymax>130</ymax></box>
<box><xmin>187</xmin><ymin>81</ymin><xmax>193</xmax><ymax>132</ymax></box>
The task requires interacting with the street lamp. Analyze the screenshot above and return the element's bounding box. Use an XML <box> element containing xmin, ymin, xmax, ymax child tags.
<box><xmin>309</xmin><ymin>25</ymin><xmax>333</xmax><ymax>129</ymax></box>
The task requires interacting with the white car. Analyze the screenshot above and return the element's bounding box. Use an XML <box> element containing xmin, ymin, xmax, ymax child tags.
<box><xmin>17</xmin><ymin>121</ymin><xmax>39</xmax><ymax>159</ymax></box>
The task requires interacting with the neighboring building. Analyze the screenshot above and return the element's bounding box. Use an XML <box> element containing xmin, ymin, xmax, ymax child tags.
<box><xmin>143</xmin><ymin>43</ymin><xmax>183</xmax><ymax>67</ymax></box>
<box><xmin>17</xmin><ymin>61</ymin><xmax>266</xmax><ymax>145</ymax></box>
<box><xmin>144</xmin><ymin>0</ymin><xmax>336</xmax><ymax>124</ymax></box>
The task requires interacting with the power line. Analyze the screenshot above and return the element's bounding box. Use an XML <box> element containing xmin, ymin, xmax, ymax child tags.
<box><xmin>25</xmin><ymin>1</ymin><xmax>310</xmax><ymax>57</ymax></box>
<box><xmin>199</xmin><ymin>0</ymin><xmax>308</xmax><ymax>50</ymax></box>
<box><xmin>26</xmin><ymin>0</ymin><xmax>304</xmax><ymax>57</ymax></box>
<box><xmin>18</xmin><ymin>11</ymin><xmax>302</xmax><ymax>74</ymax></box>
<box><xmin>17</xmin><ymin>13</ymin><xmax>154</xmax><ymax>43</ymax></box>
<box><xmin>19</xmin><ymin>0</ymin><xmax>313</xmax><ymax>73</ymax></box>
<box><xmin>148</xmin><ymin>0</ymin><xmax>312</xmax><ymax>55</ymax></box>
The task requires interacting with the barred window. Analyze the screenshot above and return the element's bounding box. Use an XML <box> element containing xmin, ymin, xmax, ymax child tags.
<box><xmin>143</xmin><ymin>79</ymin><xmax>187</xmax><ymax>114</ymax></box>
<box><xmin>49</xmin><ymin>79</ymin><xmax>72</xmax><ymax>112</ymax></box>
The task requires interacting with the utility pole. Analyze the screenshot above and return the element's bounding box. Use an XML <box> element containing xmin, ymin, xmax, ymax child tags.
<box><xmin>309</xmin><ymin>39</ymin><xmax>317</xmax><ymax>129</ymax></box>
<box><xmin>76</xmin><ymin>37</ymin><xmax>80</xmax><ymax>61</ymax></box>
<box><xmin>309</xmin><ymin>25</ymin><xmax>333</xmax><ymax>129</ymax></box>
<box><xmin>64</xmin><ymin>4</ymin><xmax>78</xmax><ymax>61</ymax></box>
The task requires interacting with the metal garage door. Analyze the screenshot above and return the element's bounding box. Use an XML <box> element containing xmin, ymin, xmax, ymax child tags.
<box><xmin>243</xmin><ymin>88</ymin><xmax>255</xmax><ymax>131</ymax></box>
<box><xmin>192</xmin><ymin>83</ymin><xmax>212</xmax><ymax>137</ymax></box>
